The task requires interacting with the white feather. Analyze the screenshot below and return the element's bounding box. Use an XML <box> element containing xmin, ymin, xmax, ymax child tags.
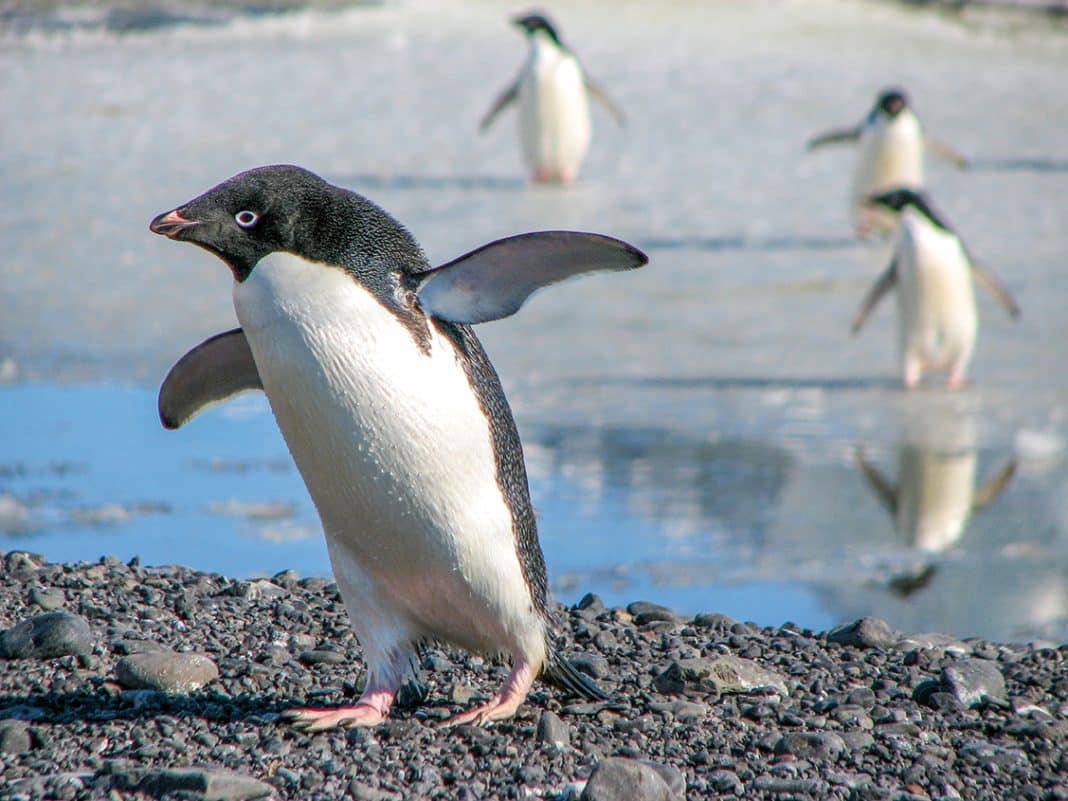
<box><xmin>894</xmin><ymin>208</ymin><xmax>977</xmax><ymax>381</ymax></box>
<box><xmin>517</xmin><ymin>32</ymin><xmax>592</xmax><ymax>182</ymax></box>
<box><xmin>852</xmin><ymin>110</ymin><xmax>924</xmax><ymax>235</ymax></box>
<box><xmin>232</xmin><ymin>253</ymin><xmax>546</xmax><ymax>679</ymax></box>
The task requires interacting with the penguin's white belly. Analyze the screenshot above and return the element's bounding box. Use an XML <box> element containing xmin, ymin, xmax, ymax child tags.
<box><xmin>895</xmin><ymin>218</ymin><xmax>977</xmax><ymax>371</ymax></box>
<box><xmin>518</xmin><ymin>47</ymin><xmax>591</xmax><ymax>179</ymax></box>
<box><xmin>232</xmin><ymin>253</ymin><xmax>542</xmax><ymax>659</ymax></box>
<box><xmin>852</xmin><ymin>114</ymin><xmax>924</xmax><ymax>234</ymax></box>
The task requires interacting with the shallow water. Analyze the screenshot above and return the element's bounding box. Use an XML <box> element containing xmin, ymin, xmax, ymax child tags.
<box><xmin>2</xmin><ymin>0</ymin><xmax>1067</xmax><ymax>642</ymax></box>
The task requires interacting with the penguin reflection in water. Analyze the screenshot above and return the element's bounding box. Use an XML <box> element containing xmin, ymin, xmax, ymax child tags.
<box><xmin>851</xmin><ymin>188</ymin><xmax>1020</xmax><ymax>390</ymax></box>
<box><xmin>807</xmin><ymin>88</ymin><xmax>968</xmax><ymax>237</ymax></box>
<box><xmin>150</xmin><ymin>165</ymin><xmax>647</xmax><ymax>729</ymax></box>
<box><xmin>480</xmin><ymin>12</ymin><xmax>625</xmax><ymax>184</ymax></box>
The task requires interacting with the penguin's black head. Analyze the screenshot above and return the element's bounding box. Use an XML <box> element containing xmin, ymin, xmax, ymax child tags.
<box><xmin>867</xmin><ymin>187</ymin><xmax>950</xmax><ymax>230</ymax></box>
<box><xmin>875</xmin><ymin>88</ymin><xmax>909</xmax><ymax>118</ymax></box>
<box><xmin>151</xmin><ymin>165</ymin><xmax>345</xmax><ymax>282</ymax></box>
<box><xmin>512</xmin><ymin>11</ymin><xmax>561</xmax><ymax>45</ymax></box>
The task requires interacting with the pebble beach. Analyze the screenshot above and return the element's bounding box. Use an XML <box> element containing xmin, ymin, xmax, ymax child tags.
<box><xmin>2</xmin><ymin>551</ymin><xmax>1066</xmax><ymax>800</ymax></box>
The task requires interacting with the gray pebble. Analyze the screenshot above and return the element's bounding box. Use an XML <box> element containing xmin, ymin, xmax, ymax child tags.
<box><xmin>27</xmin><ymin>587</ymin><xmax>65</xmax><ymax>611</ymax></box>
<box><xmin>581</xmin><ymin>757</ymin><xmax>681</xmax><ymax>801</ymax></box>
<box><xmin>298</xmin><ymin>648</ymin><xmax>347</xmax><ymax>666</ymax></box>
<box><xmin>774</xmin><ymin>731</ymin><xmax>846</xmax><ymax>760</ymax></box>
<box><xmin>0</xmin><ymin>719</ymin><xmax>32</xmax><ymax>754</ymax></box>
<box><xmin>654</xmin><ymin>655</ymin><xmax>788</xmax><ymax>697</ymax></box>
<box><xmin>115</xmin><ymin>651</ymin><xmax>219</xmax><ymax>693</ymax></box>
<box><xmin>570</xmin><ymin>652</ymin><xmax>610</xmax><ymax>679</ymax></box>
<box><xmin>112</xmin><ymin>767</ymin><xmax>273</xmax><ymax>800</ymax></box>
<box><xmin>536</xmin><ymin>710</ymin><xmax>571</xmax><ymax>750</ymax></box>
<box><xmin>709</xmin><ymin>769</ymin><xmax>744</xmax><ymax>795</ymax></box>
<box><xmin>826</xmin><ymin>617</ymin><xmax>896</xmax><ymax>649</ymax></box>
<box><xmin>941</xmin><ymin>659</ymin><xmax>1009</xmax><ymax>709</ymax></box>
<box><xmin>0</xmin><ymin>611</ymin><xmax>91</xmax><ymax>659</ymax></box>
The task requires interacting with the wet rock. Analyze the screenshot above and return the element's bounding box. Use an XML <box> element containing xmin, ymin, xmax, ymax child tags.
<box><xmin>536</xmin><ymin>710</ymin><xmax>571</xmax><ymax>750</ymax></box>
<box><xmin>941</xmin><ymin>659</ymin><xmax>1009</xmax><ymax>709</ymax></box>
<box><xmin>581</xmin><ymin>757</ymin><xmax>682</xmax><ymax>801</ymax></box>
<box><xmin>0</xmin><ymin>611</ymin><xmax>92</xmax><ymax>659</ymax></box>
<box><xmin>654</xmin><ymin>655</ymin><xmax>788</xmax><ymax>697</ymax></box>
<box><xmin>115</xmin><ymin>651</ymin><xmax>219</xmax><ymax>693</ymax></box>
<box><xmin>896</xmin><ymin>632</ymin><xmax>972</xmax><ymax>656</ymax></box>
<box><xmin>112</xmin><ymin>766</ymin><xmax>274</xmax><ymax>800</ymax></box>
<box><xmin>826</xmin><ymin>617</ymin><xmax>896</xmax><ymax>649</ymax></box>
<box><xmin>0</xmin><ymin>719</ymin><xmax>32</xmax><ymax>754</ymax></box>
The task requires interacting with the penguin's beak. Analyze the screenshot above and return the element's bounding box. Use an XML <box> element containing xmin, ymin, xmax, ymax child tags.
<box><xmin>150</xmin><ymin>209</ymin><xmax>200</xmax><ymax>240</ymax></box>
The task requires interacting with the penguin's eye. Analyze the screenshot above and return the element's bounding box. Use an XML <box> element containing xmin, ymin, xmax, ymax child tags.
<box><xmin>235</xmin><ymin>210</ymin><xmax>259</xmax><ymax>229</ymax></box>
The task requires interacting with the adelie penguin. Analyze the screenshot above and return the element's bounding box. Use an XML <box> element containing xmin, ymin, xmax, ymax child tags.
<box><xmin>480</xmin><ymin>11</ymin><xmax>625</xmax><ymax>185</ymax></box>
<box><xmin>807</xmin><ymin>88</ymin><xmax>969</xmax><ymax>237</ymax></box>
<box><xmin>850</xmin><ymin>188</ymin><xmax>1020</xmax><ymax>390</ymax></box>
<box><xmin>150</xmin><ymin>164</ymin><xmax>647</xmax><ymax>729</ymax></box>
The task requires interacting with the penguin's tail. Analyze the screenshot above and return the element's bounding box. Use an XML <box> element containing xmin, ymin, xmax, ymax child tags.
<box><xmin>541</xmin><ymin>649</ymin><xmax>613</xmax><ymax>702</ymax></box>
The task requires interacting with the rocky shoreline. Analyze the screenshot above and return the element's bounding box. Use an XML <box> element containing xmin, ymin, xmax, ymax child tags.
<box><xmin>1</xmin><ymin>551</ymin><xmax>1066</xmax><ymax>800</ymax></box>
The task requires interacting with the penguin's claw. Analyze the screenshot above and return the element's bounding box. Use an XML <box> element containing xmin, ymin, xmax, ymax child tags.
<box><xmin>444</xmin><ymin>658</ymin><xmax>536</xmax><ymax>727</ymax></box>
<box><xmin>282</xmin><ymin>704</ymin><xmax>386</xmax><ymax>731</ymax></box>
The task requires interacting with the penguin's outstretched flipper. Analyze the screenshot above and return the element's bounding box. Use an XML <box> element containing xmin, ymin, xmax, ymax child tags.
<box><xmin>158</xmin><ymin>328</ymin><xmax>262</xmax><ymax>429</ymax></box>
<box><xmin>806</xmin><ymin>124</ymin><xmax>863</xmax><ymax>151</ymax></box>
<box><xmin>479</xmin><ymin>80</ymin><xmax>520</xmax><ymax>132</ymax></box>
<box><xmin>851</xmin><ymin>259</ymin><xmax>898</xmax><ymax>335</ymax></box>
<box><xmin>417</xmin><ymin>230</ymin><xmax>647</xmax><ymax>324</ymax></box>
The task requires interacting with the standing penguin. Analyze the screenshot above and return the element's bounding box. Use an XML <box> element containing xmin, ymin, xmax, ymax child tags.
<box><xmin>480</xmin><ymin>11</ymin><xmax>625</xmax><ymax>185</ymax></box>
<box><xmin>807</xmin><ymin>88</ymin><xmax>968</xmax><ymax>237</ymax></box>
<box><xmin>850</xmin><ymin>188</ymin><xmax>1020</xmax><ymax>389</ymax></box>
<box><xmin>150</xmin><ymin>164</ymin><xmax>647</xmax><ymax>730</ymax></box>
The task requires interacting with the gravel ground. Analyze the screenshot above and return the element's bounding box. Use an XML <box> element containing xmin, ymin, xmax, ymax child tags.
<box><xmin>2</xmin><ymin>550</ymin><xmax>1067</xmax><ymax>800</ymax></box>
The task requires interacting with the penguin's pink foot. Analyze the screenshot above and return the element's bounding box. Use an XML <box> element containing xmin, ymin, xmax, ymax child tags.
<box><xmin>282</xmin><ymin>703</ymin><xmax>387</xmax><ymax>731</ymax></box>
<box><xmin>283</xmin><ymin>685</ymin><xmax>396</xmax><ymax>731</ymax></box>
<box><xmin>445</xmin><ymin>659</ymin><xmax>537</xmax><ymax>727</ymax></box>
<box><xmin>946</xmin><ymin>371</ymin><xmax>969</xmax><ymax>390</ymax></box>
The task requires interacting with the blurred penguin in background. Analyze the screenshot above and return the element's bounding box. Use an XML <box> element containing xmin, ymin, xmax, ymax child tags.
<box><xmin>850</xmin><ymin>188</ymin><xmax>1019</xmax><ymax>390</ymax></box>
<box><xmin>480</xmin><ymin>11</ymin><xmax>625</xmax><ymax>185</ymax></box>
<box><xmin>808</xmin><ymin>88</ymin><xmax>968</xmax><ymax>237</ymax></box>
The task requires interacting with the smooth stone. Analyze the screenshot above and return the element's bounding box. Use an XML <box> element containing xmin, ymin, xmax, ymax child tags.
<box><xmin>227</xmin><ymin>579</ymin><xmax>288</xmax><ymax>601</ymax></box>
<box><xmin>536</xmin><ymin>710</ymin><xmax>571</xmax><ymax>750</ymax></box>
<box><xmin>653</xmin><ymin>655</ymin><xmax>789</xmax><ymax>697</ymax></box>
<box><xmin>28</xmin><ymin>586</ymin><xmax>65</xmax><ymax>611</ymax></box>
<box><xmin>576</xmin><ymin>593</ymin><xmax>605</xmax><ymax>613</ymax></box>
<box><xmin>112</xmin><ymin>767</ymin><xmax>274</xmax><ymax>800</ymax></box>
<box><xmin>774</xmin><ymin>731</ymin><xmax>846</xmax><ymax>760</ymax></box>
<box><xmin>647</xmin><ymin>699</ymin><xmax>709</xmax><ymax>722</ymax></box>
<box><xmin>298</xmin><ymin>649</ymin><xmax>347</xmax><ymax>666</ymax></box>
<box><xmin>0</xmin><ymin>611</ymin><xmax>92</xmax><ymax>659</ymax></box>
<box><xmin>826</xmin><ymin>618</ymin><xmax>896</xmax><ymax>649</ymax></box>
<box><xmin>895</xmin><ymin>633</ymin><xmax>972</xmax><ymax>656</ymax></box>
<box><xmin>692</xmin><ymin>612</ymin><xmax>735</xmax><ymax>630</ymax></box>
<box><xmin>570</xmin><ymin>652</ymin><xmax>610</xmax><ymax>679</ymax></box>
<box><xmin>626</xmin><ymin>601</ymin><xmax>679</xmax><ymax>625</ymax></box>
<box><xmin>581</xmin><ymin>757</ymin><xmax>681</xmax><ymax>801</ymax></box>
<box><xmin>709</xmin><ymin>769</ymin><xmax>744</xmax><ymax>794</ymax></box>
<box><xmin>115</xmin><ymin>651</ymin><xmax>219</xmax><ymax>693</ymax></box>
<box><xmin>941</xmin><ymin>659</ymin><xmax>1009</xmax><ymax>709</ymax></box>
<box><xmin>0</xmin><ymin>719</ymin><xmax>33</xmax><ymax>754</ymax></box>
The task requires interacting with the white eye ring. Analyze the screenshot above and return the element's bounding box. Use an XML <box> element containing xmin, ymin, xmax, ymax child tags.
<box><xmin>235</xmin><ymin>210</ymin><xmax>259</xmax><ymax>228</ymax></box>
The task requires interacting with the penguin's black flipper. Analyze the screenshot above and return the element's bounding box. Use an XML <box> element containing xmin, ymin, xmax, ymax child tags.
<box><xmin>479</xmin><ymin>79</ymin><xmax>519</xmax><ymax>132</ymax></box>
<box><xmin>541</xmin><ymin>649</ymin><xmax>613</xmax><ymax>701</ymax></box>
<box><xmin>851</xmin><ymin>259</ymin><xmax>898</xmax><ymax>336</ymax></box>
<box><xmin>158</xmin><ymin>328</ymin><xmax>263</xmax><ymax>429</ymax></box>
<box><xmin>806</xmin><ymin>124</ymin><xmax>863</xmax><ymax>150</ymax></box>
<box><xmin>417</xmin><ymin>230</ymin><xmax>647</xmax><ymax>325</ymax></box>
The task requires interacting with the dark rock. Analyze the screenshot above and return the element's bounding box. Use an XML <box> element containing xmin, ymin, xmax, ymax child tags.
<box><xmin>709</xmin><ymin>769</ymin><xmax>744</xmax><ymax>794</ymax></box>
<box><xmin>115</xmin><ymin>651</ymin><xmax>219</xmax><ymax>693</ymax></box>
<box><xmin>693</xmin><ymin>612</ymin><xmax>735</xmax><ymax>630</ymax></box>
<box><xmin>626</xmin><ymin>601</ymin><xmax>678</xmax><ymax>625</ymax></box>
<box><xmin>0</xmin><ymin>719</ymin><xmax>32</xmax><ymax>754</ymax></box>
<box><xmin>536</xmin><ymin>710</ymin><xmax>571</xmax><ymax>750</ymax></box>
<box><xmin>826</xmin><ymin>617</ymin><xmax>896</xmax><ymax>649</ymax></box>
<box><xmin>581</xmin><ymin>757</ymin><xmax>681</xmax><ymax>801</ymax></box>
<box><xmin>0</xmin><ymin>611</ymin><xmax>92</xmax><ymax>659</ymax></box>
<box><xmin>299</xmin><ymin>648</ymin><xmax>347</xmax><ymax>666</ymax></box>
<box><xmin>570</xmin><ymin>652</ymin><xmax>610</xmax><ymax>679</ymax></box>
<box><xmin>576</xmin><ymin>593</ymin><xmax>605</xmax><ymax>613</ymax></box>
